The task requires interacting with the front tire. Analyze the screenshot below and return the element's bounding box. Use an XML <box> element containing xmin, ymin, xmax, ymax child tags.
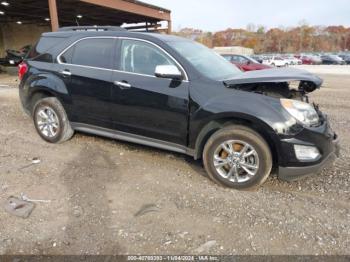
<box><xmin>32</xmin><ymin>97</ymin><xmax>74</xmax><ymax>143</ymax></box>
<box><xmin>203</xmin><ymin>125</ymin><xmax>272</xmax><ymax>190</ymax></box>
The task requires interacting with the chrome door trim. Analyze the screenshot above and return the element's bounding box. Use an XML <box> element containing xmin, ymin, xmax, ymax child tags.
<box><xmin>56</xmin><ymin>36</ymin><xmax>189</xmax><ymax>81</ymax></box>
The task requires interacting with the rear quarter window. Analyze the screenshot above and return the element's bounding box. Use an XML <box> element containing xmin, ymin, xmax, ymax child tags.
<box><xmin>27</xmin><ymin>36</ymin><xmax>64</xmax><ymax>62</ymax></box>
<box><xmin>59</xmin><ymin>46</ymin><xmax>74</xmax><ymax>64</ymax></box>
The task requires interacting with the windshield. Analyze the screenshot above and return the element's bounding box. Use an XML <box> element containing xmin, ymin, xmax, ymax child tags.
<box><xmin>169</xmin><ymin>41</ymin><xmax>242</xmax><ymax>80</ymax></box>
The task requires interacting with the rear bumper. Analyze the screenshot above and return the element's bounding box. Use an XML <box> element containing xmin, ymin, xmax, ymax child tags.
<box><xmin>278</xmin><ymin>134</ymin><xmax>340</xmax><ymax>181</ymax></box>
<box><xmin>18</xmin><ymin>83</ymin><xmax>31</xmax><ymax>115</ymax></box>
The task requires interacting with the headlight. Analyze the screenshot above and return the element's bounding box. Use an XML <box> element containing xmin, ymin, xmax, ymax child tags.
<box><xmin>280</xmin><ymin>99</ymin><xmax>319</xmax><ymax>126</ymax></box>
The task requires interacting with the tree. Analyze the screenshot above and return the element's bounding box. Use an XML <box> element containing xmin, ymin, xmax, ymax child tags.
<box><xmin>173</xmin><ymin>24</ymin><xmax>350</xmax><ymax>53</ymax></box>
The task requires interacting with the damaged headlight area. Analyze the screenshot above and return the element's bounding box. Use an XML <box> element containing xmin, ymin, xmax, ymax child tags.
<box><xmin>280</xmin><ymin>99</ymin><xmax>319</xmax><ymax>126</ymax></box>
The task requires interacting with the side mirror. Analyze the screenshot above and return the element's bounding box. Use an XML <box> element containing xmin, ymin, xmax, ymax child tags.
<box><xmin>155</xmin><ymin>65</ymin><xmax>182</xmax><ymax>80</ymax></box>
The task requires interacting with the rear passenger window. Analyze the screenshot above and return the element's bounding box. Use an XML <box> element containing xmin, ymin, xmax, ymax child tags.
<box><xmin>61</xmin><ymin>38</ymin><xmax>114</xmax><ymax>69</ymax></box>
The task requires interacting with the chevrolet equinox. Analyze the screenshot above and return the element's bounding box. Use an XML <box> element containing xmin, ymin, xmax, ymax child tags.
<box><xmin>19</xmin><ymin>26</ymin><xmax>340</xmax><ymax>189</ymax></box>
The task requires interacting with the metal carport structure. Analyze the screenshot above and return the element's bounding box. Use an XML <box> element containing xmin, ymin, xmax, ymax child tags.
<box><xmin>0</xmin><ymin>0</ymin><xmax>172</xmax><ymax>33</ymax></box>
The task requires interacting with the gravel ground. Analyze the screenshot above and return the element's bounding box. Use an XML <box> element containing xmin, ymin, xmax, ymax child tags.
<box><xmin>0</xmin><ymin>72</ymin><xmax>349</xmax><ymax>255</ymax></box>
<box><xmin>293</xmin><ymin>65</ymin><xmax>350</xmax><ymax>75</ymax></box>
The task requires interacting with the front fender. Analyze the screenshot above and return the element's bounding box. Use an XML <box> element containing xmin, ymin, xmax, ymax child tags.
<box><xmin>189</xmin><ymin>91</ymin><xmax>303</xmax><ymax>161</ymax></box>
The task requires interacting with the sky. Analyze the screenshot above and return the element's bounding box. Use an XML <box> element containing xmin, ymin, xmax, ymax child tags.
<box><xmin>142</xmin><ymin>0</ymin><xmax>350</xmax><ymax>32</ymax></box>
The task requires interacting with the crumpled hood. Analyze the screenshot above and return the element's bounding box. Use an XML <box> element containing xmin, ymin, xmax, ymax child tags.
<box><xmin>224</xmin><ymin>67</ymin><xmax>323</xmax><ymax>91</ymax></box>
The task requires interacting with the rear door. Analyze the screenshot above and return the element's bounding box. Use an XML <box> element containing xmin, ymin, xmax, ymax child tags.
<box><xmin>56</xmin><ymin>37</ymin><xmax>116</xmax><ymax>129</ymax></box>
<box><xmin>110</xmin><ymin>38</ymin><xmax>190</xmax><ymax>146</ymax></box>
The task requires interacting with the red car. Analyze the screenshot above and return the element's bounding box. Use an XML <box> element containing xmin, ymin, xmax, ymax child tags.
<box><xmin>296</xmin><ymin>55</ymin><xmax>322</xmax><ymax>65</ymax></box>
<box><xmin>222</xmin><ymin>54</ymin><xmax>272</xmax><ymax>71</ymax></box>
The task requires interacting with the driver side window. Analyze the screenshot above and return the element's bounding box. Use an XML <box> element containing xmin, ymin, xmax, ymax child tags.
<box><xmin>120</xmin><ymin>39</ymin><xmax>176</xmax><ymax>76</ymax></box>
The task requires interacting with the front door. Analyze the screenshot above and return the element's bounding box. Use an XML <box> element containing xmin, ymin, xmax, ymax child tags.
<box><xmin>111</xmin><ymin>39</ymin><xmax>190</xmax><ymax>146</ymax></box>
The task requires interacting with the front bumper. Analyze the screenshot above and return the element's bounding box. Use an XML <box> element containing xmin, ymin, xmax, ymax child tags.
<box><xmin>278</xmin><ymin>119</ymin><xmax>340</xmax><ymax>181</ymax></box>
<box><xmin>279</xmin><ymin>136</ymin><xmax>339</xmax><ymax>181</ymax></box>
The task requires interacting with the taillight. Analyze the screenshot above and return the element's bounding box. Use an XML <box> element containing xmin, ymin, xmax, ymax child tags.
<box><xmin>18</xmin><ymin>62</ymin><xmax>28</xmax><ymax>81</ymax></box>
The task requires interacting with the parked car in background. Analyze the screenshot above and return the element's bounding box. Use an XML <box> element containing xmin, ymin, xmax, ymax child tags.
<box><xmin>282</xmin><ymin>55</ymin><xmax>302</xmax><ymax>65</ymax></box>
<box><xmin>300</xmin><ymin>55</ymin><xmax>322</xmax><ymax>65</ymax></box>
<box><xmin>251</xmin><ymin>55</ymin><xmax>263</xmax><ymax>64</ymax></box>
<box><xmin>338</xmin><ymin>54</ymin><xmax>350</xmax><ymax>64</ymax></box>
<box><xmin>19</xmin><ymin>26</ymin><xmax>339</xmax><ymax>190</ymax></box>
<box><xmin>321</xmin><ymin>55</ymin><xmax>345</xmax><ymax>65</ymax></box>
<box><xmin>262</xmin><ymin>56</ymin><xmax>289</xmax><ymax>67</ymax></box>
<box><xmin>0</xmin><ymin>45</ymin><xmax>31</xmax><ymax>66</ymax></box>
<box><xmin>222</xmin><ymin>54</ymin><xmax>271</xmax><ymax>71</ymax></box>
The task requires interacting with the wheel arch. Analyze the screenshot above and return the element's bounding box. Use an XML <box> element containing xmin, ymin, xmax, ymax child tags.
<box><xmin>28</xmin><ymin>88</ymin><xmax>57</xmax><ymax>115</ymax></box>
<box><xmin>193</xmin><ymin>116</ymin><xmax>281</xmax><ymax>169</ymax></box>
<box><xmin>21</xmin><ymin>72</ymin><xmax>70</xmax><ymax>115</ymax></box>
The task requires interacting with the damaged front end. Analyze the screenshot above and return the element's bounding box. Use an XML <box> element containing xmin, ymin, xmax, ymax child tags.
<box><xmin>222</xmin><ymin>68</ymin><xmax>339</xmax><ymax>181</ymax></box>
<box><xmin>223</xmin><ymin>68</ymin><xmax>323</xmax><ymax>102</ymax></box>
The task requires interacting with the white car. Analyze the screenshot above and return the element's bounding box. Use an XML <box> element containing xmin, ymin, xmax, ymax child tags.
<box><xmin>282</xmin><ymin>56</ymin><xmax>302</xmax><ymax>65</ymax></box>
<box><xmin>262</xmin><ymin>56</ymin><xmax>289</xmax><ymax>67</ymax></box>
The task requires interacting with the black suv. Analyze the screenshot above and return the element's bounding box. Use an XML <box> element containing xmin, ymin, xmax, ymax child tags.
<box><xmin>19</xmin><ymin>27</ymin><xmax>339</xmax><ymax>190</ymax></box>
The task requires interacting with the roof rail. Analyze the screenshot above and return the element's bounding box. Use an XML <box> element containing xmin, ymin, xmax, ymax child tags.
<box><xmin>58</xmin><ymin>26</ymin><xmax>127</xmax><ymax>32</ymax></box>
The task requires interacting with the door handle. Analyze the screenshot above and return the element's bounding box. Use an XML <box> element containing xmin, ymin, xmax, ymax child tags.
<box><xmin>60</xmin><ymin>70</ymin><xmax>71</xmax><ymax>76</ymax></box>
<box><xmin>114</xmin><ymin>81</ymin><xmax>131</xmax><ymax>89</ymax></box>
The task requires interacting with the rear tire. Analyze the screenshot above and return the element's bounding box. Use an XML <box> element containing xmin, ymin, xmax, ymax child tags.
<box><xmin>32</xmin><ymin>97</ymin><xmax>74</xmax><ymax>143</ymax></box>
<box><xmin>203</xmin><ymin>125</ymin><xmax>272</xmax><ymax>190</ymax></box>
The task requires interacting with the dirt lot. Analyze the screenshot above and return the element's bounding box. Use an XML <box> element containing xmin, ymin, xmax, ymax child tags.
<box><xmin>294</xmin><ymin>65</ymin><xmax>350</xmax><ymax>76</ymax></box>
<box><xmin>0</xmin><ymin>71</ymin><xmax>349</xmax><ymax>255</ymax></box>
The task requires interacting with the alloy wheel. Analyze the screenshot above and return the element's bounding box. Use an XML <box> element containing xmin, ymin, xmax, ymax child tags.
<box><xmin>36</xmin><ymin>106</ymin><xmax>60</xmax><ymax>138</ymax></box>
<box><xmin>213</xmin><ymin>140</ymin><xmax>260</xmax><ymax>183</ymax></box>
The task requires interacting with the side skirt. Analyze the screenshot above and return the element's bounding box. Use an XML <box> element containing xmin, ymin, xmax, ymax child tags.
<box><xmin>71</xmin><ymin>122</ymin><xmax>195</xmax><ymax>157</ymax></box>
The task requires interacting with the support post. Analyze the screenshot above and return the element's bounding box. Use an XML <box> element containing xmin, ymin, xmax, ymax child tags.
<box><xmin>48</xmin><ymin>0</ymin><xmax>59</xmax><ymax>31</ymax></box>
<box><xmin>167</xmin><ymin>20</ymin><xmax>172</xmax><ymax>34</ymax></box>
